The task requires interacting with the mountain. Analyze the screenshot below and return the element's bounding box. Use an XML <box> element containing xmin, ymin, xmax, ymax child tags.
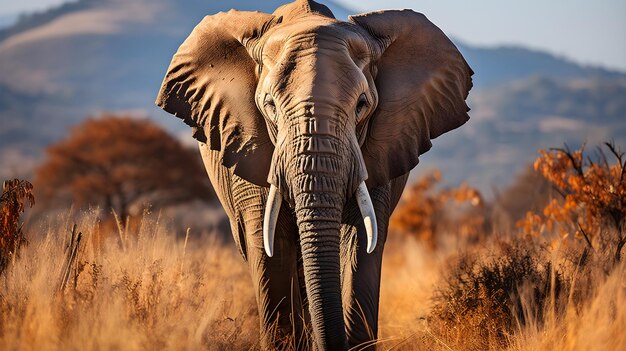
<box><xmin>456</xmin><ymin>43</ymin><xmax>626</xmax><ymax>89</ymax></box>
<box><xmin>0</xmin><ymin>0</ymin><xmax>352</xmax><ymax>179</ymax></box>
<box><xmin>0</xmin><ymin>1</ymin><xmax>96</xmax><ymax>42</ymax></box>
<box><xmin>0</xmin><ymin>0</ymin><xmax>624</xmax><ymax>196</ymax></box>
<box><xmin>417</xmin><ymin>76</ymin><xmax>626</xmax><ymax>192</ymax></box>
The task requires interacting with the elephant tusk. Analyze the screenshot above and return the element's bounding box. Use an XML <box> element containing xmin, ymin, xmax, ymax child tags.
<box><xmin>263</xmin><ymin>184</ymin><xmax>282</xmax><ymax>257</ymax></box>
<box><xmin>355</xmin><ymin>181</ymin><xmax>378</xmax><ymax>254</ymax></box>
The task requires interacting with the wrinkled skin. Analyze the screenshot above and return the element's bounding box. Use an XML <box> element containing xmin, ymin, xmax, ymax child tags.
<box><xmin>156</xmin><ymin>1</ymin><xmax>472</xmax><ymax>350</ymax></box>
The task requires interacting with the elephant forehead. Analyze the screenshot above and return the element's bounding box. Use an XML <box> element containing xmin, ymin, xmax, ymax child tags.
<box><xmin>262</xmin><ymin>19</ymin><xmax>368</xmax><ymax>64</ymax></box>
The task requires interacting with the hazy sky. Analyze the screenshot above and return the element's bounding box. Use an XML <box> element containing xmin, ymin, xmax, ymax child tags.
<box><xmin>2</xmin><ymin>0</ymin><xmax>625</xmax><ymax>72</ymax></box>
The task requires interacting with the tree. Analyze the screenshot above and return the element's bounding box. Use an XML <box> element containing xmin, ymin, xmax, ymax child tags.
<box><xmin>517</xmin><ymin>142</ymin><xmax>626</xmax><ymax>263</ymax></box>
<box><xmin>35</xmin><ymin>115</ymin><xmax>213</xmax><ymax>219</ymax></box>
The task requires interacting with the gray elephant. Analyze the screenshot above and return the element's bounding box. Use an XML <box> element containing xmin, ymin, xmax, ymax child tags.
<box><xmin>156</xmin><ymin>1</ymin><xmax>472</xmax><ymax>349</ymax></box>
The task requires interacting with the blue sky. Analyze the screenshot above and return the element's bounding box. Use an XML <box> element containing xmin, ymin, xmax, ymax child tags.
<box><xmin>2</xmin><ymin>0</ymin><xmax>625</xmax><ymax>72</ymax></box>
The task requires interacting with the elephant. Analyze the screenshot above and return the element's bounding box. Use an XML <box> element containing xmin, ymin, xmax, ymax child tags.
<box><xmin>155</xmin><ymin>1</ymin><xmax>472</xmax><ymax>349</ymax></box>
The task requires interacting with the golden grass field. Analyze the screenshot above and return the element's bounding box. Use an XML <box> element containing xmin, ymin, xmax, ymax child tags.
<box><xmin>1</xmin><ymin>208</ymin><xmax>624</xmax><ymax>351</ymax></box>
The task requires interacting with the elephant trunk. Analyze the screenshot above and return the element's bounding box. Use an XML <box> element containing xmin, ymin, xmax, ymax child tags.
<box><xmin>264</xmin><ymin>106</ymin><xmax>373</xmax><ymax>350</ymax></box>
<box><xmin>292</xmin><ymin>154</ymin><xmax>347</xmax><ymax>350</ymax></box>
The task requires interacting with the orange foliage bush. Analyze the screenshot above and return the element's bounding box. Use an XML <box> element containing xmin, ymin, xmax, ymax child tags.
<box><xmin>517</xmin><ymin>142</ymin><xmax>626</xmax><ymax>262</ymax></box>
<box><xmin>34</xmin><ymin>115</ymin><xmax>214</xmax><ymax>220</ymax></box>
<box><xmin>390</xmin><ymin>170</ymin><xmax>484</xmax><ymax>248</ymax></box>
<box><xmin>0</xmin><ymin>179</ymin><xmax>34</xmax><ymax>273</ymax></box>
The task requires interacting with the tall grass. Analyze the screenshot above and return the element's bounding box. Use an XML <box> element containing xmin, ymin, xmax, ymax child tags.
<box><xmin>0</xmin><ymin>209</ymin><xmax>623</xmax><ymax>350</ymax></box>
<box><xmin>508</xmin><ymin>259</ymin><xmax>625</xmax><ymax>351</ymax></box>
<box><xmin>0</xmin><ymin>210</ymin><xmax>257</xmax><ymax>350</ymax></box>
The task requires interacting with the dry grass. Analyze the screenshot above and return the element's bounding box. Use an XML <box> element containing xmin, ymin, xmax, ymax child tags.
<box><xmin>508</xmin><ymin>261</ymin><xmax>626</xmax><ymax>351</ymax></box>
<box><xmin>0</xmin><ymin>210</ymin><xmax>624</xmax><ymax>350</ymax></box>
<box><xmin>376</xmin><ymin>236</ymin><xmax>625</xmax><ymax>351</ymax></box>
<box><xmin>0</xmin><ymin>210</ymin><xmax>258</xmax><ymax>350</ymax></box>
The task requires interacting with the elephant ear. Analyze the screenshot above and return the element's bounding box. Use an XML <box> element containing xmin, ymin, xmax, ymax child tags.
<box><xmin>156</xmin><ymin>11</ymin><xmax>280</xmax><ymax>186</ymax></box>
<box><xmin>349</xmin><ymin>10</ymin><xmax>473</xmax><ymax>187</ymax></box>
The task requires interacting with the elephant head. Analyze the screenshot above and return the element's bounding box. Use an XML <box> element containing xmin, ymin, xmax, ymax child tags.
<box><xmin>156</xmin><ymin>1</ymin><xmax>472</xmax><ymax>349</ymax></box>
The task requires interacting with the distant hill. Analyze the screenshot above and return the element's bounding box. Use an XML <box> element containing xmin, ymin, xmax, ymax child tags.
<box><xmin>0</xmin><ymin>0</ymin><xmax>353</xmax><ymax>178</ymax></box>
<box><xmin>0</xmin><ymin>1</ymin><xmax>95</xmax><ymax>42</ymax></box>
<box><xmin>457</xmin><ymin>43</ymin><xmax>626</xmax><ymax>89</ymax></box>
<box><xmin>417</xmin><ymin>76</ymin><xmax>626</xmax><ymax>192</ymax></box>
<box><xmin>0</xmin><ymin>0</ymin><xmax>625</xmax><ymax>196</ymax></box>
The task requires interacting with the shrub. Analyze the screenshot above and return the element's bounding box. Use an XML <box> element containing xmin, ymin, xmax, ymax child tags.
<box><xmin>429</xmin><ymin>240</ymin><xmax>564</xmax><ymax>350</ymax></box>
<box><xmin>0</xmin><ymin>179</ymin><xmax>34</xmax><ymax>273</ymax></box>
<box><xmin>517</xmin><ymin>142</ymin><xmax>626</xmax><ymax>264</ymax></box>
<box><xmin>390</xmin><ymin>170</ymin><xmax>485</xmax><ymax>249</ymax></box>
<box><xmin>428</xmin><ymin>142</ymin><xmax>625</xmax><ymax>350</ymax></box>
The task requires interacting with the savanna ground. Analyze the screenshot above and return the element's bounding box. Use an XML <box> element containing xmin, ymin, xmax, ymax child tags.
<box><xmin>1</xmin><ymin>143</ymin><xmax>625</xmax><ymax>350</ymax></box>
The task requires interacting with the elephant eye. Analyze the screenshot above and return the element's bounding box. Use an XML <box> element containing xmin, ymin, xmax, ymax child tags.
<box><xmin>264</xmin><ymin>94</ymin><xmax>277</xmax><ymax>119</ymax></box>
<box><xmin>355</xmin><ymin>93</ymin><xmax>369</xmax><ymax>117</ymax></box>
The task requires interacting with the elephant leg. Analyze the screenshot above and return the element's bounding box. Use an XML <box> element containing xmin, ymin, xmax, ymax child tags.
<box><xmin>340</xmin><ymin>199</ymin><xmax>387</xmax><ymax>349</ymax></box>
<box><xmin>341</xmin><ymin>175</ymin><xmax>408</xmax><ymax>349</ymax></box>
<box><xmin>232</xmin><ymin>177</ymin><xmax>304</xmax><ymax>350</ymax></box>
